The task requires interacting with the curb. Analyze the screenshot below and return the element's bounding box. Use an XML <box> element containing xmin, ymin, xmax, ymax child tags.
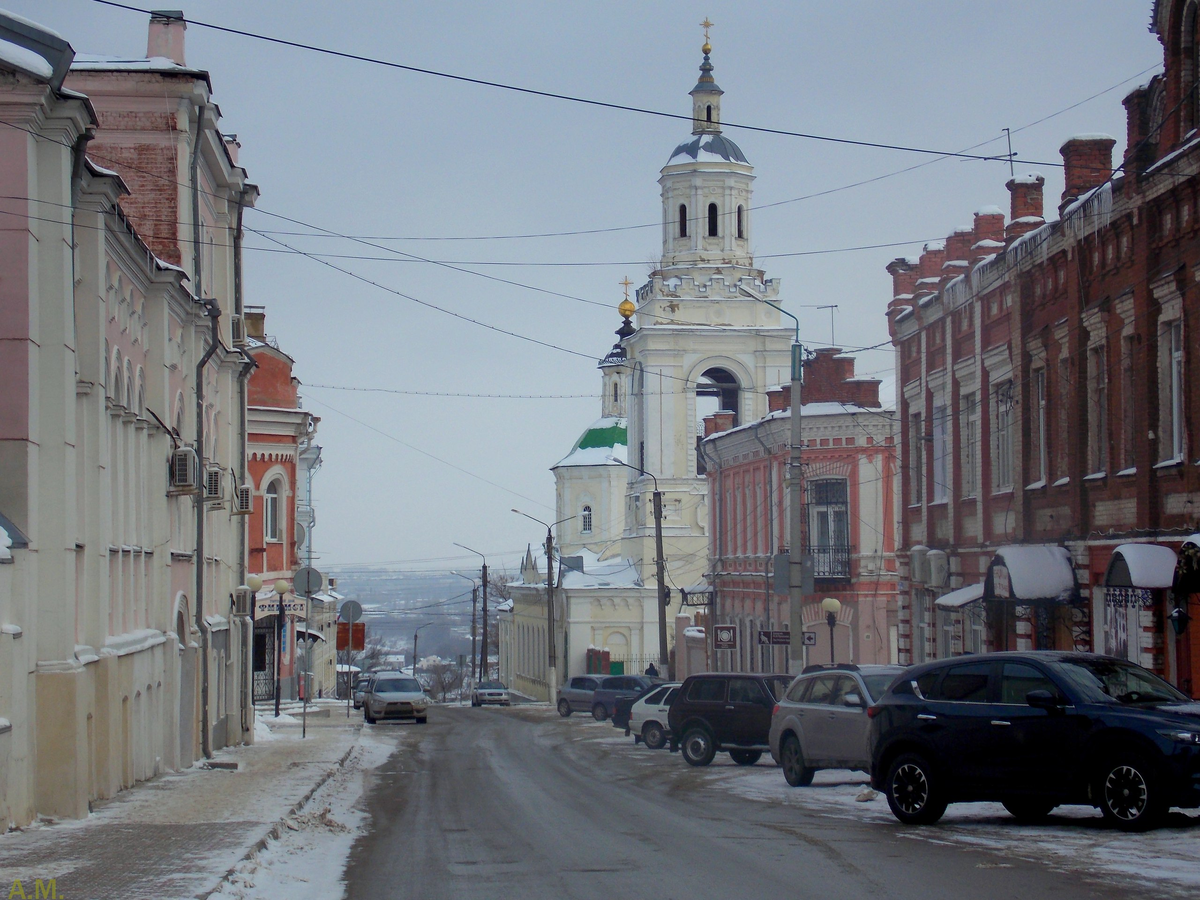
<box><xmin>197</xmin><ymin>729</ymin><xmax>361</xmax><ymax>899</ymax></box>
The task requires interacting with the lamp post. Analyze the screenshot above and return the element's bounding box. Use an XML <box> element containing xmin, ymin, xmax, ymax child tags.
<box><xmin>454</xmin><ymin>543</ymin><xmax>489</xmax><ymax>680</ymax></box>
<box><xmin>413</xmin><ymin>621</ymin><xmax>435</xmax><ymax>681</ymax></box>
<box><xmin>512</xmin><ymin>510</ymin><xmax>575</xmax><ymax>699</ymax></box>
<box><xmin>607</xmin><ymin>456</ymin><xmax>670</xmax><ymax>678</ymax></box>
<box><xmin>821</xmin><ymin>597</ymin><xmax>842</xmax><ymax>665</ymax></box>
<box><xmin>450</xmin><ymin>571</ymin><xmax>479</xmax><ymax>686</ymax></box>
<box><xmin>271</xmin><ymin>577</ymin><xmax>290</xmax><ymax>717</ymax></box>
<box><xmin>246</xmin><ymin>574</ymin><xmax>263</xmax><ymax>717</ymax></box>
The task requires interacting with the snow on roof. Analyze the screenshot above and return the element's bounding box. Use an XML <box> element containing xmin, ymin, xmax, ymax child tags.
<box><xmin>666</xmin><ymin>132</ymin><xmax>750</xmax><ymax>166</ymax></box>
<box><xmin>935</xmin><ymin>582</ymin><xmax>983</xmax><ymax>609</ymax></box>
<box><xmin>923</xmin><ymin>240</ymin><xmax>946</xmax><ymax>252</ymax></box>
<box><xmin>0</xmin><ymin>523</ymin><xmax>11</xmax><ymax>561</ymax></box>
<box><xmin>991</xmin><ymin>545</ymin><xmax>1076</xmax><ymax>601</ymax></box>
<box><xmin>1105</xmin><ymin>543</ymin><xmax>1178</xmax><ymax>589</ymax></box>
<box><xmin>976</xmin><ymin>205</ymin><xmax>1005</xmax><ymax>217</ymax></box>
<box><xmin>972</xmin><ymin>239</ymin><xmax>1005</xmax><ymax>250</ymax></box>
<box><xmin>561</xmin><ymin>553</ymin><xmax>641</xmax><ymax>589</ymax></box>
<box><xmin>0</xmin><ymin>36</ymin><xmax>53</xmax><ymax>79</ymax></box>
<box><xmin>554</xmin><ymin>416</ymin><xmax>628</xmax><ymax>468</ymax></box>
<box><xmin>1009</xmin><ymin>172</ymin><xmax>1045</xmax><ymax>185</ymax></box>
<box><xmin>1062</xmin><ymin>133</ymin><xmax>1116</xmax><ymax>146</ymax></box>
<box><xmin>70</xmin><ymin>53</ymin><xmax>203</xmax><ymax>75</ymax></box>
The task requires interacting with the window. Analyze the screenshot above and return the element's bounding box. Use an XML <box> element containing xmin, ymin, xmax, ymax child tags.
<box><xmin>804</xmin><ymin>675</ymin><xmax>838</xmax><ymax>704</ymax></box>
<box><xmin>994</xmin><ymin>382</ymin><xmax>1014</xmax><ymax>490</ymax></box>
<box><xmin>736</xmin><ymin>205</ymin><xmax>744</xmax><ymax>239</ymax></box>
<box><xmin>612</xmin><ymin>382</ymin><xmax>619</xmax><ymax>405</ymax></box>
<box><xmin>910</xmin><ymin>412</ymin><xmax>924</xmax><ymax>504</ymax></box>
<box><xmin>1121</xmin><ymin>336</ymin><xmax>1136</xmax><ymax>470</ymax></box>
<box><xmin>1033</xmin><ymin>369</ymin><xmax>1047</xmax><ymax>484</ymax></box>
<box><xmin>1088</xmin><ymin>346</ymin><xmax>1108</xmax><ymax>473</ymax></box>
<box><xmin>930</xmin><ymin>661</ymin><xmax>992</xmax><ymax>702</ymax></box>
<box><xmin>1169</xmin><ymin>320</ymin><xmax>1185</xmax><ymax>460</ymax></box>
<box><xmin>1057</xmin><ymin>357</ymin><xmax>1070</xmax><ymax>478</ymax></box>
<box><xmin>1000</xmin><ymin>662</ymin><xmax>1064</xmax><ymax>705</ymax></box>
<box><xmin>728</xmin><ymin>679</ymin><xmax>766</xmax><ymax>704</ymax></box>
<box><xmin>264</xmin><ymin>479</ymin><xmax>282</xmax><ymax>541</ymax></box>
<box><xmin>707</xmin><ymin>203</ymin><xmax>719</xmax><ymax>237</ymax></box>
<box><xmin>961</xmin><ymin>391</ymin><xmax>978</xmax><ymax>497</ymax></box>
<box><xmin>786</xmin><ymin>677</ymin><xmax>814</xmax><ymax>703</ymax></box>
<box><xmin>686</xmin><ymin>677</ymin><xmax>726</xmax><ymax>702</ymax></box>
<box><xmin>705</xmin><ymin>103</ymin><xmax>712</xmax><ymax>122</ymax></box>
<box><xmin>808</xmin><ymin>478</ymin><xmax>849</xmax><ymax>577</ymax></box>
<box><xmin>581</xmin><ymin>505</ymin><xmax>593</xmax><ymax>534</ymax></box>
<box><xmin>932</xmin><ymin>403</ymin><xmax>948</xmax><ymax>502</ymax></box>
<box><xmin>679</xmin><ymin>204</ymin><xmax>688</xmax><ymax>238</ymax></box>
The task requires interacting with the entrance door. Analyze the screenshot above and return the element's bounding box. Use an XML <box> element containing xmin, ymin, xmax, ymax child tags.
<box><xmin>253</xmin><ymin>624</ymin><xmax>276</xmax><ymax>703</ymax></box>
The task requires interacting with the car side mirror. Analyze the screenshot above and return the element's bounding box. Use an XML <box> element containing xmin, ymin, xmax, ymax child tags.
<box><xmin>843</xmin><ymin>692</ymin><xmax>864</xmax><ymax>708</ymax></box>
<box><xmin>1026</xmin><ymin>689</ymin><xmax>1061</xmax><ymax>710</ymax></box>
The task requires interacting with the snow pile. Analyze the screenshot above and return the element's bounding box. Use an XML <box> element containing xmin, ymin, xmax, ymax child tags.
<box><xmin>0</xmin><ymin>38</ymin><xmax>53</xmax><ymax>80</ymax></box>
<box><xmin>253</xmin><ymin>719</ymin><xmax>276</xmax><ymax>743</ymax></box>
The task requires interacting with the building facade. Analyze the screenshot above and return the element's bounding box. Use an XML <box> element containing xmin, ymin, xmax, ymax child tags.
<box><xmin>702</xmin><ymin>350</ymin><xmax>899</xmax><ymax>673</ymax></box>
<box><xmin>887</xmin><ymin>1</ymin><xmax>1200</xmax><ymax>695</ymax></box>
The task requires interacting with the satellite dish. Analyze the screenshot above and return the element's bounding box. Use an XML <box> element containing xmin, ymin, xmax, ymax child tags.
<box><xmin>295</xmin><ymin>522</ymin><xmax>307</xmax><ymax>548</ymax></box>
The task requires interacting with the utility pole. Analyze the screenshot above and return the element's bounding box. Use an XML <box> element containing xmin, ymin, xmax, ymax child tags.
<box><xmin>480</xmin><ymin>562</ymin><xmax>488</xmax><ymax>680</ymax></box>
<box><xmin>470</xmin><ymin>583</ymin><xmax>478</xmax><ymax>682</ymax></box>
<box><xmin>545</xmin><ymin>529</ymin><xmax>557</xmax><ymax>696</ymax></box>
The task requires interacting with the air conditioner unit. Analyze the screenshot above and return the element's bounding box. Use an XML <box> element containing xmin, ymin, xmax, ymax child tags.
<box><xmin>230</xmin><ymin>314</ymin><xmax>247</xmax><ymax>346</ymax></box>
<box><xmin>203</xmin><ymin>466</ymin><xmax>224</xmax><ymax>502</ymax></box>
<box><xmin>927</xmin><ymin>549</ymin><xmax>949</xmax><ymax>588</ymax></box>
<box><xmin>169</xmin><ymin>447</ymin><xmax>199</xmax><ymax>492</ymax></box>
<box><xmin>232</xmin><ymin>483</ymin><xmax>253</xmax><ymax>516</ymax></box>
<box><xmin>233</xmin><ymin>587</ymin><xmax>255</xmax><ymax>617</ymax></box>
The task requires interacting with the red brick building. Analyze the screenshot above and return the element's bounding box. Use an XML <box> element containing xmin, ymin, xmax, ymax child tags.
<box><xmin>701</xmin><ymin>350</ymin><xmax>899</xmax><ymax>671</ymax></box>
<box><xmin>887</xmin><ymin>0</ymin><xmax>1200</xmax><ymax>695</ymax></box>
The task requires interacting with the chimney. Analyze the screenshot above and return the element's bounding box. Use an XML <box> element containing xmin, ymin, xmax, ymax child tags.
<box><xmin>223</xmin><ymin>134</ymin><xmax>240</xmax><ymax>165</ymax></box>
<box><xmin>703</xmin><ymin>410</ymin><xmax>736</xmax><ymax>437</ymax></box>
<box><xmin>799</xmin><ymin>349</ymin><xmax>882</xmax><ymax>409</ymax></box>
<box><xmin>971</xmin><ymin>206</ymin><xmax>1006</xmax><ymax>263</ymax></box>
<box><xmin>1006</xmin><ymin>173</ymin><xmax>1045</xmax><ymax>243</ymax></box>
<box><xmin>944</xmin><ymin>228</ymin><xmax>972</xmax><ymax>274</ymax></box>
<box><xmin>1059</xmin><ymin>134</ymin><xmax>1116</xmax><ymax>214</ymax></box>
<box><xmin>147</xmin><ymin>10</ymin><xmax>186</xmax><ymax>66</ymax></box>
<box><xmin>243</xmin><ymin>308</ymin><xmax>265</xmax><ymax>339</ymax></box>
<box><xmin>767</xmin><ymin>385</ymin><xmax>791</xmax><ymax>413</ymax></box>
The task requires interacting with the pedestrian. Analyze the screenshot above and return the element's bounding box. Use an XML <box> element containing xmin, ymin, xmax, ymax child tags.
<box><xmin>645</xmin><ymin>662</ymin><xmax>659</xmax><ymax>677</ymax></box>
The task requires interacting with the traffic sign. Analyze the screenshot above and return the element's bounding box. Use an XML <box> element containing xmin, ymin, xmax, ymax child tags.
<box><xmin>293</xmin><ymin>565</ymin><xmax>322</xmax><ymax>596</ymax></box>
<box><xmin>339</xmin><ymin>600</ymin><xmax>363</xmax><ymax>623</ymax></box>
<box><xmin>337</xmin><ymin>621</ymin><xmax>365</xmax><ymax>651</ymax></box>
<box><xmin>757</xmin><ymin>630</ymin><xmax>790</xmax><ymax>646</ymax></box>
<box><xmin>801</xmin><ymin>630</ymin><xmax>818</xmax><ymax>646</ymax></box>
<box><xmin>714</xmin><ymin>625</ymin><xmax>737</xmax><ymax>650</ymax></box>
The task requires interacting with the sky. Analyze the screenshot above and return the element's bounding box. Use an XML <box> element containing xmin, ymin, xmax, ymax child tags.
<box><xmin>10</xmin><ymin>0</ymin><xmax>1161</xmax><ymax>574</ymax></box>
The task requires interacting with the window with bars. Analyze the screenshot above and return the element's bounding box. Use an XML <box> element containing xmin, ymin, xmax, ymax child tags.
<box><xmin>1033</xmin><ymin>369</ymin><xmax>1047</xmax><ymax>484</ymax></box>
<box><xmin>994</xmin><ymin>382</ymin><xmax>1014</xmax><ymax>491</ymax></box>
<box><xmin>932</xmin><ymin>403</ymin><xmax>948</xmax><ymax>502</ymax></box>
<box><xmin>910</xmin><ymin>412</ymin><xmax>924</xmax><ymax>505</ymax></box>
<box><xmin>807</xmin><ymin>478</ymin><xmax>850</xmax><ymax>578</ymax></box>
<box><xmin>961</xmin><ymin>391</ymin><xmax>978</xmax><ymax>497</ymax></box>
<box><xmin>1088</xmin><ymin>346</ymin><xmax>1108</xmax><ymax>474</ymax></box>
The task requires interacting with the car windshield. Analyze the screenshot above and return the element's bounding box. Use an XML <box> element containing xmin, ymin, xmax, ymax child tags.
<box><xmin>862</xmin><ymin>672</ymin><xmax>901</xmax><ymax>701</ymax></box>
<box><xmin>1053</xmin><ymin>658</ymin><xmax>1188</xmax><ymax>705</ymax></box>
<box><xmin>374</xmin><ymin>678</ymin><xmax>422</xmax><ymax>694</ymax></box>
<box><xmin>479</xmin><ymin>682</ymin><xmax>505</xmax><ymax>690</ymax></box>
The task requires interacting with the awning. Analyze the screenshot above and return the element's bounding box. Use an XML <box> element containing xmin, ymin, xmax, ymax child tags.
<box><xmin>295</xmin><ymin>624</ymin><xmax>326</xmax><ymax>642</ymax></box>
<box><xmin>984</xmin><ymin>545</ymin><xmax>1078</xmax><ymax>603</ymax></box>
<box><xmin>681</xmin><ymin>579</ymin><xmax>712</xmax><ymax>607</ymax></box>
<box><xmin>935</xmin><ymin>582</ymin><xmax>984</xmax><ymax>610</ymax></box>
<box><xmin>1104</xmin><ymin>544</ymin><xmax>1177</xmax><ymax>589</ymax></box>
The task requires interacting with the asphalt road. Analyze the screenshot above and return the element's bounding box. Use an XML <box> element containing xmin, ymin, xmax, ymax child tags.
<box><xmin>344</xmin><ymin>706</ymin><xmax>1152</xmax><ymax>900</ymax></box>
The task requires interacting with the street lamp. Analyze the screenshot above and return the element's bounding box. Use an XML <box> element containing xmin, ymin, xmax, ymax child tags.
<box><xmin>413</xmin><ymin>621</ymin><xmax>436</xmax><ymax>680</ymax></box>
<box><xmin>821</xmin><ymin>597</ymin><xmax>842</xmax><ymax>665</ymax></box>
<box><xmin>454</xmin><ymin>543</ymin><xmax>489</xmax><ymax>679</ymax></box>
<box><xmin>271</xmin><ymin>577</ymin><xmax>290</xmax><ymax>717</ymax></box>
<box><xmin>607</xmin><ymin>456</ymin><xmax>670</xmax><ymax>678</ymax></box>
<box><xmin>450</xmin><ymin>571</ymin><xmax>479</xmax><ymax>685</ymax></box>
<box><xmin>512</xmin><ymin>509</ymin><xmax>575</xmax><ymax>698</ymax></box>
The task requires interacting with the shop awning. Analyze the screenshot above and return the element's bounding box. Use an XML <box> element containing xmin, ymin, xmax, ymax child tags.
<box><xmin>1104</xmin><ymin>544</ymin><xmax>1178</xmax><ymax>589</ymax></box>
<box><xmin>681</xmin><ymin>579</ymin><xmax>712</xmax><ymax>606</ymax></box>
<box><xmin>295</xmin><ymin>624</ymin><xmax>326</xmax><ymax>642</ymax></box>
<box><xmin>935</xmin><ymin>582</ymin><xmax>984</xmax><ymax>609</ymax></box>
<box><xmin>984</xmin><ymin>545</ymin><xmax>1078</xmax><ymax>603</ymax></box>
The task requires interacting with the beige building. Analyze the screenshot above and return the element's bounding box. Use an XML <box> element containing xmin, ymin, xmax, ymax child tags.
<box><xmin>0</xmin><ymin>11</ymin><xmax>257</xmax><ymax>826</ymax></box>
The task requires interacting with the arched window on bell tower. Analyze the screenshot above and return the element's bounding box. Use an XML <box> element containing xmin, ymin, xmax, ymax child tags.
<box><xmin>707</xmin><ymin>203</ymin><xmax>719</xmax><ymax>237</ymax></box>
<box><xmin>679</xmin><ymin>204</ymin><xmax>688</xmax><ymax>238</ymax></box>
<box><xmin>706</xmin><ymin>104</ymin><xmax>712</xmax><ymax>123</ymax></box>
<box><xmin>695</xmin><ymin>368</ymin><xmax>740</xmax><ymax>474</ymax></box>
<box><xmin>737</xmin><ymin>205</ymin><xmax>745</xmax><ymax>240</ymax></box>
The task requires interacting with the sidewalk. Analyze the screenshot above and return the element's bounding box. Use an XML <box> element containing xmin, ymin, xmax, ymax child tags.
<box><xmin>0</xmin><ymin>704</ymin><xmax>366</xmax><ymax>900</ymax></box>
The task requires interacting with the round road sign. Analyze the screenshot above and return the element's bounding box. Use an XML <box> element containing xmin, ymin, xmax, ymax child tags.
<box><xmin>293</xmin><ymin>566</ymin><xmax>322</xmax><ymax>596</ymax></box>
<box><xmin>339</xmin><ymin>600</ymin><xmax>363</xmax><ymax>623</ymax></box>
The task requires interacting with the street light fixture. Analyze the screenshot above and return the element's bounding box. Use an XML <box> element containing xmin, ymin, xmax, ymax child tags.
<box><xmin>606</xmin><ymin>456</ymin><xmax>670</xmax><ymax>678</ymax></box>
<box><xmin>512</xmin><ymin>509</ymin><xmax>576</xmax><ymax>698</ymax></box>
<box><xmin>454</xmin><ymin>543</ymin><xmax>489</xmax><ymax>680</ymax></box>
<box><xmin>450</xmin><ymin>571</ymin><xmax>479</xmax><ymax>685</ymax></box>
<box><xmin>271</xmin><ymin>577</ymin><xmax>291</xmax><ymax>717</ymax></box>
<box><xmin>412</xmin><ymin>621</ymin><xmax>436</xmax><ymax>679</ymax></box>
<box><xmin>821</xmin><ymin>597</ymin><xmax>842</xmax><ymax>665</ymax></box>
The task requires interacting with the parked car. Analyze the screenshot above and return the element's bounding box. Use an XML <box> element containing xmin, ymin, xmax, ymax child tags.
<box><xmin>629</xmin><ymin>682</ymin><xmax>681</xmax><ymax>749</ymax></box>
<box><xmin>769</xmin><ymin>664</ymin><xmax>904</xmax><ymax>787</ymax></box>
<box><xmin>471</xmin><ymin>681</ymin><xmax>511</xmax><ymax>707</ymax></box>
<box><xmin>668</xmin><ymin>673</ymin><xmax>793</xmax><ymax>766</ymax></box>
<box><xmin>557</xmin><ymin>675</ymin><xmax>603</xmax><ymax>717</ymax></box>
<box><xmin>352</xmin><ymin>674</ymin><xmax>374</xmax><ymax>710</ymax></box>
<box><xmin>363</xmin><ymin>672</ymin><xmax>429</xmax><ymax>725</ymax></box>
<box><xmin>592</xmin><ymin>675</ymin><xmax>663</xmax><ymax>722</ymax></box>
<box><xmin>868</xmin><ymin>651</ymin><xmax>1200</xmax><ymax>830</ymax></box>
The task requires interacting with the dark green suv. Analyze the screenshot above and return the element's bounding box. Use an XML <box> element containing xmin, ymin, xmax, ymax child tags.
<box><xmin>668</xmin><ymin>673</ymin><xmax>792</xmax><ymax>766</ymax></box>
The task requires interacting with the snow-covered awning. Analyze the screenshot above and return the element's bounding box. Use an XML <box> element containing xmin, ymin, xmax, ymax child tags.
<box><xmin>935</xmin><ymin>582</ymin><xmax>984</xmax><ymax>610</ymax></box>
<box><xmin>682</xmin><ymin>580</ymin><xmax>712</xmax><ymax>606</ymax></box>
<box><xmin>295</xmin><ymin>624</ymin><xmax>326</xmax><ymax>642</ymax></box>
<box><xmin>1104</xmin><ymin>544</ymin><xmax>1178</xmax><ymax>589</ymax></box>
<box><xmin>335</xmin><ymin>663</ymin><xmax>360</xmax><ymax>673</ymax></box>
<box><xmin>984</xmin><ymin>545</ymin><xmax>1079</xmax><ymax>604</ymax></box>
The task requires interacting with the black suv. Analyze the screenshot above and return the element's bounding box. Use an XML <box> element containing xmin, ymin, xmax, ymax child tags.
<box><xmin>868</xmin><ymin>651</ymin><xmax>1200</xmax><ymax>830</ymax></box>
<box><xmin>668</xmin><ymin>673</ymin><xmax>792</xmax><ymax>766</ymax></box>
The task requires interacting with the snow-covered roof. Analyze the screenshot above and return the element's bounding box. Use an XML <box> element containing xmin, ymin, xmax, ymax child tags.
<box><xmin>561</xmin><ymin>551</ymin><xmax>641</xmax><ymax>589</ymax></box>
<box><xmin>71</xmin><ymin>53</ymin><xmax>205</xmax><ymax>76</ymax></box>
<box><xmin>1105</xmin><ymin>543</ymin><xmax>1178</xmax><ymax>589</ymax></box>
<box><xmin>989</xmin><ymin>545</ymin><xmax>1077</xmax><ymax>602</ymax></box>
<box><xmin>976</xmin><ymin>205</ymin><xmax>1005</xmax><ymax>217</ymax></box>
<box><xmin>553</xmin><ymin>416</ymin><xmax>628</xmax><ymax>468</ymax></box>
<box><xmin>666</xmin><ymin>132</ymin><xmax>750</xmax><ymax>166</ymax></box>
<box><xmin>935</xmin><ymin>582</ymin><xmax>983</xmax><ymax>609</ymax></box>
<box><xmin>0</xmin><ymin>36</ymin><xmax>52</xmax><ymax>79</ymax></box>
<box><xmin>0</xmin><ymin>523</ymin><xmax>11</xmax><ymax>561</ymax></box>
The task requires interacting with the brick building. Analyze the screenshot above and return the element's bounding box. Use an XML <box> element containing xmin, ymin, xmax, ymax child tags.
<box><xmin>701</xmin><ymin>350</ymin><xmax>899</xmax><ymax>672</ymax></box>
<box><xmin>886</xmin><ymin>0</ymin><xmax>1200</xmax><ymax>694</ymax></box>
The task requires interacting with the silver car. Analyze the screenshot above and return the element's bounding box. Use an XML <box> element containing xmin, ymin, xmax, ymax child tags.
<box><xmin>471</xmin><ymin>680</ymin><xmax>511</xmax><ymax>707</ymax></box>
<box><xmin>769</xmin><ymin>664</ymin><xmax>904</xmax><ymax>786</ymax></box>
<box><xmin>364</xmin><ymin>672</ymin><xmax>429</xmax><ymax>725</ymax></box>
<box><xmin>628</xmin><ymin>682</ymin><xmax>680</xmax><ymax>749</ymax></box>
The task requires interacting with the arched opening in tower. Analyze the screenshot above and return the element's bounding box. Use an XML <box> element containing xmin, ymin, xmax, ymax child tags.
<box><xmin>696</xmin><ymin>367</ymin><xmax>740</xmax><ymax>474</ymax></box>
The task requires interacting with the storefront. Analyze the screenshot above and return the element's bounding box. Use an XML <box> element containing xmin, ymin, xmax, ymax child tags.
<box><xmin>1100</xmin><ymin>543</ymin><xmax>1177</xmax><ymax>680</ymax></box>
<box><xmin>933</xmin><ymin>582</ymin><xmax>985</xmax><ymax>657</ymax></box>
<box><xmin>983</xmin><ymin>545</ymin><xmax>1082</xmax><ymax>652</ymax></box>
<box><xmin>1170</xmin><ymin>535</ymin><xmax>1200</xmax><ymax>698</ymax></box>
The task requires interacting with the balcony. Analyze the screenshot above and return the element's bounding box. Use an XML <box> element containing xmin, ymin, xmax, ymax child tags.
<box><xmin>808</xmin><ymin>545</ymin><xmax>851</xmax><ymax>579</ymax></box>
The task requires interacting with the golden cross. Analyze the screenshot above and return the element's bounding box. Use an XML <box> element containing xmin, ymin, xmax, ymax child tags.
<box><xmin>700</xmin><ymin>18</ymin><xmax>714</xmax><ymax>41</ymax></box>
<box><xmin>619</xmin><ymin>276</ymin><xmax>633</xmax><ymax>300</ymax></box>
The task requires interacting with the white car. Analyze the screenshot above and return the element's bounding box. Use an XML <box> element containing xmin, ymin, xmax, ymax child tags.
<box><xmin>363</xmin><ymin>673</ymin><xmax>429</xmax><ymax>724</ymax></box>
<box><xmin>471</xmin><ymin>680</ymin><xmax>511</xmax><ymax>707</ymax></box>
<box><xmin>628</xmin><ymin>682</ymin><xmax>680</xmax><ymax>750</ymax></box>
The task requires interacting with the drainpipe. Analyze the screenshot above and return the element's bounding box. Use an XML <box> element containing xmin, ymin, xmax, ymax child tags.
<box><xmin>233</xmin><ymin>186</ymin><xmax>254</xmax><ymax>737</ymax></box>
<box><xmin>752</xmin><ymin>424</ymin><xmax>776</xmax><ymax>671</ymax></box>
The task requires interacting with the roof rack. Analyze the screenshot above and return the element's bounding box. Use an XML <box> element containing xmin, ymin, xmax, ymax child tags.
<box><xmin>800</xmin><ymin>663</ymin><xmax>861</xmax><ymax>674</ymax></box>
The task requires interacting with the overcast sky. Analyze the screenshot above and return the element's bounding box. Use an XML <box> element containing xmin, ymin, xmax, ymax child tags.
<box><xmin>13</xmin><ymin>1</ymin><xmax>1159</xmax><ymax>574</ymax></box>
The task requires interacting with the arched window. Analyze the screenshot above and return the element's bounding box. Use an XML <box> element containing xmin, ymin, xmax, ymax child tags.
<box><xmin>707</xmin><ymin>203</ymin><xmax>719</xmax><ymax>237</ymax></box>
<box><xmin>706</xmin><ymin>104</ymin><xmax>712</xmax><ymax>122</ymax></box>
<box><xmin>264</xmin><ymin>479</ymin><xmax>282</xmax><ymax>541</ymax></box>
<box><xmin>581</xmin><ymin>505</ymin><xmax>593</xmax><ymax>534</ymax></box>
<box><xmin>736</xmin><ymin>205</ymin><xmax>744</xmax><ymax>239</ymax></box>
<box><xmin>678</xmin><ymin>203</ymin><xmax>688</xmax><ymax>238</ymax></box>
<box><xmin>612</xmin><ymin>383</ymin><xmax>619</xmax><ymax>404</ymax></box>
<box><xmin>124</xmin><ymin>360</ymin><xmax>134</xmax><ymax>410</ymax></box>
<box><xmin>112</xmin><ymin>351</ymin><xmax>123</xmax><ymax>405</ymax></box>
<box><xmin>695</xmin><ymin>367</ymin><xmax>741</xmax><ymax>474</ymax></box>
<box><xmin>136</xmin><ymin>369</ymin><xmax>145</xmax><ymax>416</ymax></box>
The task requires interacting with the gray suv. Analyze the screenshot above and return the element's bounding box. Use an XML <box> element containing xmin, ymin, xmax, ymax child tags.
<box><xmin>769</xmin><ymin>664</ymin><xmax>904</xmax><ymax>787</ymax></box>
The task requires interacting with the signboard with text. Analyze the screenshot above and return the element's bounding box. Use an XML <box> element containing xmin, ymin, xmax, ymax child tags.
<box><xmin>757</xmin><ymin>630</ymin><xmax>790</xmax><ymax>646</ymax></box>
<box><xmin>254</xmin><ymin>594</ymin><xmax>307</xmax><ymax>620</ymax></box>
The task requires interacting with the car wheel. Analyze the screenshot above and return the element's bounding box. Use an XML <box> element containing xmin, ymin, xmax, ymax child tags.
<box><xmin>364</xmin><ymin>713</ymin><xmax>376</xmax><ymax>725</ymax></box>
<box><xmin>680</xmin><ymin>728</ymin><xmax>716</xmax><ymax>767</ymax></box>
<box><xmin>885</xmin><ymin>752</ymin><xmax>947</xmax><ymax>825</ymax></box>
<box><xmin>1002</xmin><ymin>798</ymin><xmax>1055</xmax><ymax>823</ymax></box>
<box><xmin>780</xmin><ymin>734</ymin><xmax>815</xmax><ymax>787</ymax></box>
<box><xmin>557</xmin><ymin>699</ymin><xmax>572</xmax><ymax>717</ymax></box>
<box><xmin>1096</xmin><ymin>752</ymin><xmax>1166</xmax><ymax>831</ymax></box>
<box><xmin>729</xmin><ymin>749</ymin><xmax>762</xmax><ymax>766</ymax></box>
<box><xmin>592</xmin><ymin>703</ymin><xmax>608</xmax><ymax>722</ymax></box>
<box><xmin>642</xmin><ymin>721</ymin><xmax>667</xmax><ymax>750</ymax></box>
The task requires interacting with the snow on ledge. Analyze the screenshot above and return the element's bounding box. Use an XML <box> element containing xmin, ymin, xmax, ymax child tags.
<box><xmin>0</xmin><ymin>37</ymin><xmax>53</xmax><ymax>80</ymax></box>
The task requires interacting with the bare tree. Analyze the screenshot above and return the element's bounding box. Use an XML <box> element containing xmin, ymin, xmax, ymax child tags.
<box><xmin>425</xmin><ymin>658</ymin><xmax>462</xmax><ymax>702</ymax></box>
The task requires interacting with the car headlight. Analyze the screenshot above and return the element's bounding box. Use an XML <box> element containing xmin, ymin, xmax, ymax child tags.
<box><xmin>413</xmin><ymin>698</ymin><xmax>428</xmax><ymax>710</ymax></box>
<box><xmin>1158</xmin><ymin>728</ymin><xmax>1200</xmax><ymax>744</ymax></box>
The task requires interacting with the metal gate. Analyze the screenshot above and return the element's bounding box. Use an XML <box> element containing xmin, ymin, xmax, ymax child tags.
<box><xmin>252</xmin><ymin>624</ymin><xmax>275</xmax><ymax>702</ymax></box>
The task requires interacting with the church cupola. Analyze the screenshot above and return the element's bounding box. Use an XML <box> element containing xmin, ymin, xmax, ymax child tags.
<box><xmin>690</xmin><ymin>20</ymin><xmax>722</xmax><ymax>135</ymax></box>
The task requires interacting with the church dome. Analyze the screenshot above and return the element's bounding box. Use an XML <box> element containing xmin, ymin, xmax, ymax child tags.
<box><xmin>553</xmin><ymin>417</ymin><xmax>628</xmax><ymax>468</ymax></box>
<box><xmin>666</xmin><ymin>132</ymin><xmax>749</xmax><ymax>166</ymax></box>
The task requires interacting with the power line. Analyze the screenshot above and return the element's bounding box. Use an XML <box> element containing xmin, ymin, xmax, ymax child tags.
<box><xmin>304</xmin><ymin>384</ymin><xmax>596</xmax><ymax>399</ymax></box>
